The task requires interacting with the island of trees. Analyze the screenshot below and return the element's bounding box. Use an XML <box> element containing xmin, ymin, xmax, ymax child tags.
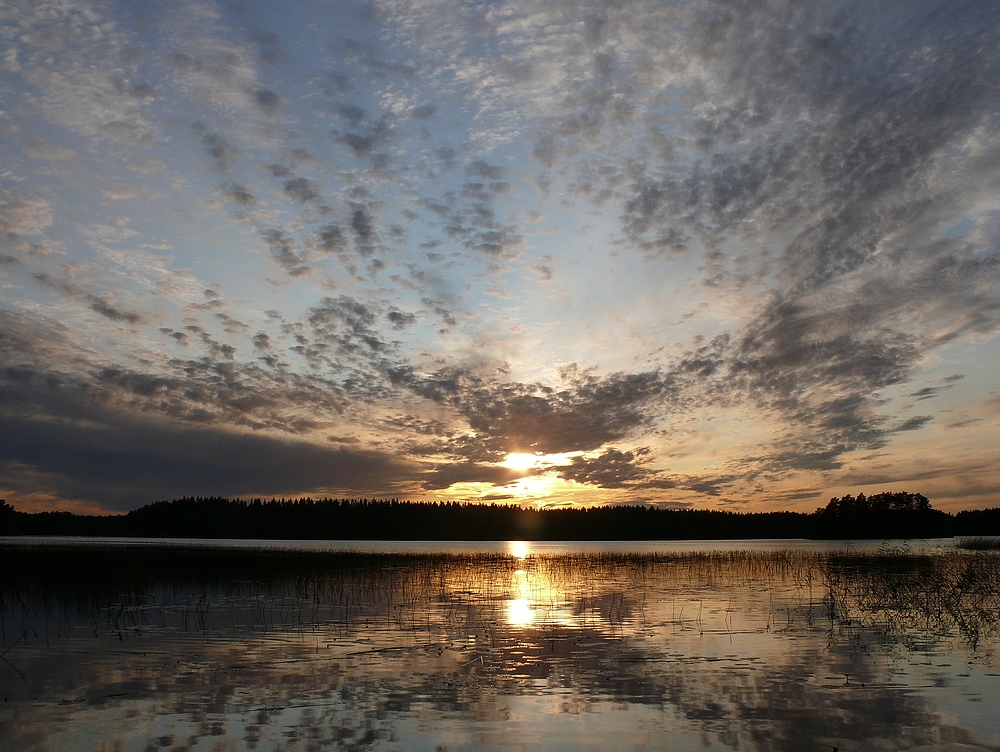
<box><xmin>2</xmin><ymin>491</ymin><xmax>998</xmax><ymax>540</ymax></box>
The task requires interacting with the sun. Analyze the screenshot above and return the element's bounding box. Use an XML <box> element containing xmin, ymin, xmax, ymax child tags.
<box><xmin>501</xmin><ymin>452</ymin><xmax>539</xmax><ymax>472</ymax></box>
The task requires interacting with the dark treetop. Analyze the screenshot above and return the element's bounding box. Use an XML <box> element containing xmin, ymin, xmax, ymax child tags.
<box><xmin>1</xmin><ymin>492</ymin><xmax>997</xmax><ymax>540</ymax></box>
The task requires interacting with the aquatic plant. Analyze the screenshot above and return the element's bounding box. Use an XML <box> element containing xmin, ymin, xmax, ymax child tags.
<box><xmin>3</xmin><ymin>542</ymin><xmax>998</xmax><ymax>657</ymax></box>
<box><xmin>957</xmin><ymin>537</ymin><xmax>1000</xmax><ymax>551</ymax></box>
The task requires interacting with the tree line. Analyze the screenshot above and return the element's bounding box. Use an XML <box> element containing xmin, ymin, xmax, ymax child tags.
<box><xmin>2</xmin><ymin>492</ymin><xmax>998</xmax><ymax>540</ymax></box>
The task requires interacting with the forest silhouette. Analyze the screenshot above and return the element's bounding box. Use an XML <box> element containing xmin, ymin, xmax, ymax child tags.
<box><xmin>2</xmin><ymin>492</ymin><xmax>998</xmax><ymax>540</ymax></box>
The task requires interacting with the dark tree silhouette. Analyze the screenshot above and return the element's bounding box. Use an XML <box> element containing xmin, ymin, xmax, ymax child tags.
<box><xmin>3</xmin><ymin>492</ymin><xmax>997</xmax><ymax>540</ymax></box>
<box><xmin>811</xmin><ymin>491</ymin><xmax>953</xmax><ymax>539</ymax></box>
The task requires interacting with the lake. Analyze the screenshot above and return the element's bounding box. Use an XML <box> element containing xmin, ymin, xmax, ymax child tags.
<box><xmin>1</xmin><ymin>538</ymin><xmax>999</xmax><ymax>751</ymax></box>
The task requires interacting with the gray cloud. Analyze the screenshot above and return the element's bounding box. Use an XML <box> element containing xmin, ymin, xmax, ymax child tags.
<box><xmin>1</xmin><ymin>411</ymin><xmax>412</xmax><ymax>511</ymax></box>
<box><xmin>87</xmin><ymin>296</ymin><xmax>144</xmax><ymax>325</ymax></box>
<box><xmin>909</xmin><ymin>377</ymin><xmax>963</xmax><ymax>401</ymax></box>
<box><xmin>0</xmin><ymin>309</ymin><xmax>348</xmax><ymax>437</ymax></box>
<box><xmin>555</xmin><ymin>447</ymin><xmax>654</xmax><ymax>489</ymax></box>
<box><xmin>408</xmin><ymin>366</ymin><xmax>671</xmax><ymax>460</ymax></box>
<box><xmin>350</xmin><ymin>204</ymin><xmax>377</xmax><ymax>254</ymax></box>
<box><xmin>220</xmin><ymin>182</ymin><xmax>260</xmax><ymax>206</ymax></box>
<box><xmin>410</xmin><ymin>103</ymin><xmax>436</xmax><ymax>120</ymax></box>
<box><xmin>9</xmin><ymin>1</ymin><xmax>158</xmax><ymax>146</ymax></box>
<box><xmin>33</xmin><ymin>273</ymin><xmax>145</xmax><ymax>325</ymax></box>
<box><xmin>264</xmin><ymin>163</ymin><xmax>292</xmax><ymax>178</ymax></box>
<box><xmin>249</xmin><ymin>27</ymin><xmax>285</xmax><ymax>67</ymax></box>
<box><xmin>334</xmin><ymin>113</ymin><xmax>393</xmax><ymax>158</ymax></box>
<box><xmin>192</xmin><ymin>123</ymin><xmax>241</xmax><ymax>172</ymax></box>
<box><xmin>283</xmin><ymin>176</ymin><xmax>321</xmax><ymax>203</ymax></box>
<box><xmin>314</xmin><ymin>223</ymin><xmax>347</xmax><ymax>254</ymax></box>
<box><xmin>307</xmin><ymin>296</ymin><xmax>391</xmax><ymax>359</ymax></box>
<box><xmin>416</xmin><ymin>461</ymin><xmax>521</xmax><ymax>492</ymax></box>
<box><xmin>253</xmin><ymin>87</ymin><xmax>281</xmax><ymax>116</ymax></box>
<box><xmin>387</xmin><ymin>309</ymin><xmax>416</xmax><ymax>329</ymax></box>
<box><xmin>166</xmin><ymin>5</ymin><xmax>282</xmax><ymax>119</ymax></box>
<box><xmin>261</xmin><ymin>229</ymin><xmax>311</xmax><ymax>276</ymax></box>
<box><xmin>465</xmin><ymin>160</ymin><xmax>505</xmax><ymax>181</ymax></box>
<box><xmin>416</xmin><ymin>160</ymin><xmax>524</xmax><ymax>258</ymax></box>
<box><xmin>0</xmin><ymin>193</ymin><xmax>53</xmax><ymax>242</ymax></box>
<box><xmin>24</xmin><ymin>141</ymin><xmax>77</xmax><ymax>161</ymax></box>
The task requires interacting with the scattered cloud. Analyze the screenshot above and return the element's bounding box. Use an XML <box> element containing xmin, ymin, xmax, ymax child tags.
<box><xmin>1</xmin><ymin>0</ymin><xmax>998</xmax><ymax>512</ymax></box>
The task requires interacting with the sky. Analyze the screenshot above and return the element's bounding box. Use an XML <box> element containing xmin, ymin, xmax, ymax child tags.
<box><xmin>1</xmin><ymin>0</ymin><xmax>999</xmax><ymax>515</ymax></box>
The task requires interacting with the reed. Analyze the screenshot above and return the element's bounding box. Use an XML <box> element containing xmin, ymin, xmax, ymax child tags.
<box><xmin>2</xmin><ymin>542</ymin><xmax>998</xmax><ymax>657</ymax></box>
<box><xmin>957</xmin><ymin>536</ymin><xmax>1000</xmax><ymax>550</ymax></box>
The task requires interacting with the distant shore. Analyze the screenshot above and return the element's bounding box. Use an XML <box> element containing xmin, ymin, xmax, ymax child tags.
<box><xmin>3</xmin><ymin>496</ymin><xmax>999</xmax><ymax>541</ymax></box>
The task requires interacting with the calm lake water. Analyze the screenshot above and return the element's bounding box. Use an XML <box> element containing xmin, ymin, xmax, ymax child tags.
<box><xmin>2</xmin><ymin>538</ymin><xmax>999</xmax><ymax>751</ymax></box>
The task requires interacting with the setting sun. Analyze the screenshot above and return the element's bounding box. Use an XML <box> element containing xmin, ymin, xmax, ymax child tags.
<box><xmin>501</xmin><ymin>453</ymin><xmax>540</xmax><ymax>472</ymax></box>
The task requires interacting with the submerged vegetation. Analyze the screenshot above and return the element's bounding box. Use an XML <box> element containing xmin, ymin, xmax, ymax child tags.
<box><xmin>2</xmin><ymin>492</ymin><xmax>999</xmax><ymax>539</ymax></box>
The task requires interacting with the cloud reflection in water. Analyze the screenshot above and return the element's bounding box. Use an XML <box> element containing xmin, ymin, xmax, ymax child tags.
<box><xmin>0</xmin><ymin>544</ymin><xmax>998</xmax><ymax>751</ymax></box>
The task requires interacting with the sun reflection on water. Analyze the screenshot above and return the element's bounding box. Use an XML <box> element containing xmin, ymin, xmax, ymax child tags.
<box><xmin>507</xmin><ymin>598</ymin><xmax>535</xmax><ymax>627</ymax></box>
<box><xmin>506</xmin><ymin>557</ymin><xmax>538</xmax><ymax>627</ymax></box>
<box><xmin>508</xmin><ymin>540</ymin><xmax>530</xmax><ymax>559</ymax></box>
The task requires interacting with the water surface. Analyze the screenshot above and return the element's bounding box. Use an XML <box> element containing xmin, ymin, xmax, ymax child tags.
<box><xmin>1</xmin><ymin>540</ymin><xmax>998</xmax><ymax>751</ymax></box>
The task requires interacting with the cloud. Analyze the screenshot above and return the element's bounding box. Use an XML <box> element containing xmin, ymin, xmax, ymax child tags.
<box><xmin>0</xmin><ymin>193</ymin><xmax>53</xmax><ymax>241</ymax></box>
<box><xmin>408</xmin><ymin>366</ymin><xmax>671</xmax><ymax>460</ymax></box>
<box><xmin>465</xmin><ymin>160</ymin><xmax>505</xmax><ymax>181</ymax></box>
<box><xmin>220</xmin><ymin>182</ymin><xmax>261</xmax><ymax>206</ymax></box>
<box><xmin>282</xmin><ymin>176</ymin><xmax>321</xmax><ymax>203</ymax></box>
<box><xmin>12</xmin><ymin>1</ymin><xmax>158</xmax><ymax>146</ymax></box>
<box><xmin>24</xmin><ymin>141</ymin><xmax>77</xmax><ymax>161</ymax></box>
<box><xmin>2</xmin><ymin>0</ymin><xmax>999</xmax><ymax>511</ymax></box>
<box><xmin>306</xmin><ymin>295</ymin><xmax>392</xmax><ymax>363</ymax></box>
<box><xmin>253</xmin><ymin>87</ymin><xmax>281</xmax><ymax>116</ymax></box>
<box><xmin>32</xmin><ymin>272</ymin><xmax>145</xmax><ymax>325</ymax></box>
<box><xmin>261</xmin><ymin>229</ymin><xmax>311</xmax><ymax>276</ymax></box>
<box><xmin>555</xmin><ymin>447</ymin><xmax>656</xmax><ymax>489</ymax></box>
<box><xmin>416</xmin><ymin>461</ymin><xmax>520</xmax><ymax>491</ymax></box>
<box><xmin>333</xmin><ymin>113</ymin><xmax>393</xmax><ymax>158</ymax></box>
<box><xmin>416</xmin><ymin>159</ymin><xmax>523</xmax><ymax>258</ymax></box>
<box><xmin>313</xmin><ymin>223</ymin><xmax>348</xmax><ymax>254</ymax></box>
<box><xmin>350</xmin><ymin>204</ymin><xmax>377</xmax><ymax>253</ymax></box>
<box><xmin>166</xmin><ymin>0</ymin><xmax>281</xmax><ymax>118</ymax></box>
<box><xmin>0</xmin><ymin>309</ymin><xmax>352</xmax><ymax>437</ymax></box>
<box><xmin>909</xmin><ymin>376</ymin><xmax>963</xmax><ymax>401</ymax></box>
<box><xmin>87</xmin><ymin>295</ymin><xmax>144</xmax><ymax>325</ymax></box>
<box><xmin>193</xmin><ymin>123</ymin><xmax>241</xmax><ymax>172</ymax></box>
<box><xmin>410</xmin><ymin>103</ymin><xmax>436</xmax><ymax>120</ymax></box>
<box><xmin>1</xmin><ymin>411</ymin><xmax>414</xmax><ymax>511</ymax></box>
<box><xmin>387</xmin><ymin>309</ymin><xmax>417</xmax><ymax>329</ymax></box>
<box><xmin>249</xmin><ymin>26</ymin><xmax>285</xmax><ymax>67</ymax></box>
<box><xmin>531</xmin><ymin>264</ymin><xmax>553</xmax><ymax>281</ymax></box>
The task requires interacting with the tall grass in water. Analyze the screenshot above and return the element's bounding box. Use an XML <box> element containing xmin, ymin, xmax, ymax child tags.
<box><xmin>957</xmin><ymin>537</ymin><xmax>1000</xmax><ymax>550</ymax></box>
<box><xmin>822</xmin><ymin>549</ymin><xmax>1000</xmax><ymax>651</ymax></box>
<box><xmin>2</xmin><ymin>542</ymin><xmax>998</xmax><ymax>654</ymax></box>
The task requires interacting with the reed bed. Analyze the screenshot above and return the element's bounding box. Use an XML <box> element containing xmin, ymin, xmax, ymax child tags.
<box><xmin>2</xmin><ymin>542</ymin><xmax>998</xmax><ymax>656</ymax></box>
<box><xmin>957</xmin><ymin>536</ymin><xmax>1000</xmax><ymax>550</ymax></box>
<box><xmin>822</xmin><ymin>549</ymin><xmax>1000</xmax><ymax>650</ymax></box>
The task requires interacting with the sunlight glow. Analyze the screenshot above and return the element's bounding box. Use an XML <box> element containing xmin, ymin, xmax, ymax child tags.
<box><xmin>506</xmin><ymin>598</ymin><xmax>535</xmax><ymax>627</ymax></box>
<box><xmin>502</xmin><ymin>452</ymin><xmax>539</xmax><ymax>471</ymax></box>
<box><xmin>510</xmin><ymin>474</ymin><xmax>562</xmax><ymax>498</ymax></box>
<box><xmin>507</xmin><ymin>565</ymin><xmax>536</xmax><ymax>626</ymax></box>
<box><xmin>435</xmin><ymin>461</ymin><xmax>618</xmax><ymax>508</ymax></box>
<box><xmin>508</xmin><ymin>541</ymin><xmax>530</xmax><ymax>559</ymax></box>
